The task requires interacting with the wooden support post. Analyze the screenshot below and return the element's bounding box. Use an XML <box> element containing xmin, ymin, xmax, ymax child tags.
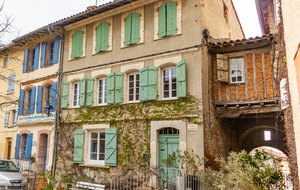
<box><xmin>226</xmin><ymin>84</ymin><xmax>230</xmax><ymax>100</ymax></box>
<box><xmin>244</xmin><ymin>54</ymin><xmax>249</xmax><ymax>100</ymax></box>
<box><xmin>236</xmin><ymin>85</ymin><xmax>239</xmax><ymax>100</ymax></box>
<box><xmin>218</xmin><ymin>82</ymin><xmax>222</xmax><ymax>101</ymax></box>
<box><xmin>253</xmin><ymin>53</ymin><xmax>258</xmax><ymax>99</ymax></box>
<box><xmin>262</xmin><ymin>52</ymin><xmax>267</xmax><ymax>99</ymax></box>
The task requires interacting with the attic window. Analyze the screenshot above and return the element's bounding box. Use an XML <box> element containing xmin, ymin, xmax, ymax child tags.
<box><xmin>223</xmin><ymin>3</ymin><xmax>228</xmax><ymax>23</ymax></box>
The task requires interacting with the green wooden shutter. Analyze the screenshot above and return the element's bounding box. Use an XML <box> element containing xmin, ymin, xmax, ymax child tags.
<box><xmin>148</xmin><ymin>66</ymin><xmax>158</xmax><ymax>100</ymax></box>
<box><xmin>177</xmin><ymin>59</ymin><xmax>187</xmax><ymax>98</ymax></box>
<box><xmin>124</xmin><ymin>14</ymin><xmax>132</xmax><ymax>46</ymax></box>
<box><xmin>71</xmin><ymin>32</ymin><xmax>77</xmax><ymax>59</ymax></box>
<box><xmin>105</xmin><ymin>128</ymin><xmax>117</xmax><ymax>166</ymax></box>
<box><xmin>80</xmin><ymin>77</ymin><xmax>86</xmax><ymax>107</ymax></box>
<box><xmin>95</xmin><ymin>24</ymin><xmax>102</xmax><ymax>53</ymax></box>
<box><xmin>166</xmin><ymin>2</ymin><xmax>177</xmax><ymax>36</ymax></box>
<box><xmin>131</xmin><ymin>13</ymin><xmax>140</xmax><ymax>44</ymax></box>
<box><xmin>101</xmin><ymin>22</ymin><xmax>109</xmax><ymax>51</ymax></box>
<box><xmin>73</xmin><ymin>129</ymin><xmax>85</xmax><ymax>164</ymax></box>
<box><xmin>140</xmin><ymin>67</ymin><xmax>149</xmax><ymax>102</ymax></box>
<box><xmin>159</xmin><ymin>2</ymin><xmax>167</xmax><ymax>38</ymax></box>
<box><xmin>86</xmin><ymin>77</ymin><xmax>94</xmax><ymax>107</ymax></box>
<box><xmin>76</xmin><ymin>31</ymin><xmax>84</xmax><ymax>58</ymax></box>
<box><xmin>107</xmin><ymin>72</ymin><xmax>115</xmax><ymax>105</ymax></box>
<box><xmin>61</xmin><ymin>81</ymin><xmax>69</xmax><ymax>109</ymax></box>
<box><xmin>115</xmin><ymin>72</ymin><xmax>124</xmax><ymax>104</ymax></box>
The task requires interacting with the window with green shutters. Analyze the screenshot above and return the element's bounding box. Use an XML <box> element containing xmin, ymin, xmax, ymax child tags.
<box><xmin>158</xmin><ymin>2</ymin><xmax>177</xmax><ymax>38</ymax></box>
<box><xmin>71</xmin><ymin>30</ymin><xmax>84</xmax><ymax>59</ymax></box>
<box><xmin>128</xmin><ymin>73</ymin><xmax>139</xmax><ymax>102</ymax></box>
<box><xmin>95</xmin><ymin>22</ymin><xmax>109</xmax><ymax>53</ymax></box>
<box><xmin>61</xmin><ymin>81</ymin><xmax>70</xmax><ymax>109</ymax></box>
<box><xmin>140</xmin><ymin>66</ymin><xmax>158</xmax><ymax>101</ymax></box>
<box><xmin>124</xmin><ymin>13</ymin><xmax>140</xmax><ymax>46</ymax></box>
<box><xmin>73</xmin><ymin>82</ymin><xmax>81</xmax><ymax>107</ymax></box>
<box><xmin>80</xmin><ymin>77</ymin><xmax>86</xmax><ymax>107</ymax></box>
<box><xmin>107</xmin><ymin>72</ymin><xmax>115</xmax><ymax>105</ymax></box>
<box><xmin>177</xmin><ymin>59</ymin><xmax>187</xmax><ymax>98</ymax></box>
<box><xmin>105</xmin><ymin>128</ymin><xmax>118</xmax><ymax>166</ymax></box>
<box><xmin>73</xmin><ymin>129</ymin><xmax>85</xmax><ymax>164</ymax></box>
<box><xmin>115</xmin><ymin>72</ymin><xmax>124</xmax><ymax>104</ymax></box>
<box><xmin>86</xmin><ymin>77</ymin><xmax>94</xmax><ymax>107</ymax></box>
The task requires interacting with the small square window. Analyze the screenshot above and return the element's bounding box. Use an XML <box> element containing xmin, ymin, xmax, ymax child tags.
<box><xmin>230</xmin><ymin>58</ymin><xmax>244</xmax><ymax>83</ymax></box>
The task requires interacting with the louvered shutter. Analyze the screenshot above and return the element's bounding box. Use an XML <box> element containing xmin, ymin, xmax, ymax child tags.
<box><xmin>148</xmin><ymin>66</ymin><xmax>158</xmax><ymax>100</ymax></box>
<box><xmin>86</xmin><ymin>77</ymin><xmax>94</xmax><ymax>107</ymax></box>
<box><xmin>131</xmin><ymin>13</ymin><xmax>140</xmax><ymax>44</ymax></box>
<box><xmin>15</xmin><ymin>134</ymin><xmax>20</xmax><ymax>159</ymax></box>
<box><xmin>166</xmin><ymin>2</ymin><xmax>177</xmax><ymax>36</ymax></box>
<box><xmin>115</xmin><ymin>72</ymin><xmax>123</xmax><ymax>104</ymax></box>
<box><xmin>80</xmin><ymin>77</ymin><xmax>86</xmax><ymax>107</ymax></box>
<box><xmin>23</xmin><ymin>49</ymin><xmax>28</xmax><ymax>73</ymax></box>
<box><xmin>76</xmin><ymin>31</ymin><xmax>84</xmax><ymax>58</ymax></box>
<box><xmin>159</xmin><ymin>2</ymin><xmax>167</xmax><ymax>38</ymax></box>
<box><xmin>11</xmin><ymin>73</ymin><xmax>15</xmax><ymax>93</ymax></box>
<box><xmin>217</xmin><ymin>54</ymin><xmax>229</xmax><ymax>82</ymax></box>
<box><xmin>19</xmin><ymin>89</ymin><xmax>25</xmax><ymax>115</ymax></box>
<box><xmin>36</xmin><ymin>86</ymin><xmax>43</xmax><ymax>114</ymax></box>
<box><xmin>107</xmin><ymin>72</ymin><xmax>115</xmax><ymax>105</ymax></box>
<box><xmin>61</xmin><ymin>81</ymin><xmax>70</xmax><ymax>109</ymax></box>
<box><xmin>30</xmin><ymin>86</ymin><xmax>36</xmax><ymax>114</ymax></box>
<box><xmin>140</xmin><ymin>67</ymin><xmax>149</xmax><ymax>101</ymax></box>
<box><xmin>101</xmin><ymin>22</ymin><xmax>109</xmax><ymax>51</ymax></box>
<box><xmin>95</xmin><ymin>23</ymin><xmax>102</xmax><ymax>53</ymax></box>
<box><xmin>40</xmin><ymin>42</ymin><xmax>46</xmax><ymax>68</ymax></box>
<box><xmin>25</xmin><ymin>133</ymin><xmax>33</xmax><ymax>160</ymax></box>
<box><xmin>177</xmin><ymin>60</ymin><xmax>187</xmax><ymax>98</ymax></box>
<box><xmin>4</xmin><ymin>110</ymin><xmax>9</xmax><ymax>127</ymax></box>
<box><xmin>53</xmin><ymin>36</ymin><xmax>60</xmax><ymax>64</ymax></box>
<box><xmin>105</xmin><ymin>128</ymin><xmax>117</xmax><ymax>166</ymax></box>
<box><xmin>50</xmin><ymin>82</ymin><xmax>57</xmax><ymax>111</ymax></box>
<box><xmin>73</xmin><ymin>129</ymin><xmax>85</xmax><ymax>164</ymax></box>
<box><xmin>13</xmin><ymin>109</ymin><xmax>18</xmax><ymax>126</ymax></box>
<box><xmin>34</xmin><ymin>43</ymin><xmax>40</xmax><ymax>70</ymax></box>
<box><xmin>125</xmin><ymin>14</ymin><xmax>132</xmax><ymax>46</ymax></box>
<box><xmin>71</xmin><ymin>32</ymin><xmax>77</xmax><ymax>59</ymax></box>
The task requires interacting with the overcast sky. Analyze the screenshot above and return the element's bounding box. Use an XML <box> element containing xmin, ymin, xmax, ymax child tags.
<box><xmin>1</xmin><ymin>0</ymin><xmax>262</xmax><ymax>44</ymax></box>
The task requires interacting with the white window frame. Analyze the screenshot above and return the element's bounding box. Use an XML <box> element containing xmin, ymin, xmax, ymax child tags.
<box><xmin>73</xmin><ymin>82</ymin><xmax>81</xmax><ymax>107</ymax></box>
<box><xmin>230</xmin><ymin>57</ymin><xmax>244</xmax><ymax>84</ymax></box>
<box><xmin>127</xmin><ymin>73</ymin><xmax>140</xmax><ymax>103</ymax></box>
<box><xmin>98</xmin><ymin>78</ymin><xmax>107</xmax><ymax>105</ymax></box>
<box><xmin>88</xmin><ymin>130</ymin><xmax>105</xmax><ymax>164</ymax></box>
<box><xmin>162</xmin><ymin>67</ymin><xmax>177</xmax><ymax>99</ymax></box>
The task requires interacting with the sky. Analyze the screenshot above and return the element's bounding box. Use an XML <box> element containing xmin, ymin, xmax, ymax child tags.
<box><xmin>1</xmin><ymin>0</ymin><xmax>262</xmax><ymax>44</ymax></box>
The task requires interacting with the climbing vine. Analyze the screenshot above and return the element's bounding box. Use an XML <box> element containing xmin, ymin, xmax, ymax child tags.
<box><xmin>56</xmin><ymin>95</ymin><xmax>202</xmax><ymax>184</ymax></box>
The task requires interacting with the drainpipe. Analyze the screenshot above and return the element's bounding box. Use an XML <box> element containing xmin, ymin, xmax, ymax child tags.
<box><xmin>47</xmin><ymin>24</ymin><xmax>64</xmax><ymax>178</ymax></box>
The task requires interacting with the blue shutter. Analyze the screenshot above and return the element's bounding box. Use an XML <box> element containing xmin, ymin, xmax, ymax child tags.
<box><xmin>7</xmin><ymin>74</ymin><xmax>12</xmax><ymax>93</ymax></box>
<box><xmin>13</xmin><ymin>109</ymin><xmax>18</xmax><ymax>126</ymax></box>
<box><xmin>53</xmin><ymin>37</ymin><xmax>60</xmax><ymax>64</ymax></box>
<box><xmin>23</xmin><ymin>49</ymin><xmax>28</xmax><ymax>73</ymax></box>
<box><xmin>4</xmin><ymin>110</ymin><xmax>9</xmax><ymax>127</ymax></box>
<box><xmin>15</xmin><ymin>134</ymin><xmax>20</xmax><ymax>159</ymax></box>
<box><xmin>25</xmin><ymin>133</ymin><xmax>33</xmax><ymax>160</ymax></box>
<box><xmin>10</xmin><ymin>73</ymin><xmax>15</xmax><ymax>93</ymax></box>
<box><xmin>34</xmin><ymin>44</ymin><xmax>40</xmax><ymax>70</ymax></box>
<box><xmin>105</xmin><ymin>128</ymin><xmax>117</xmax><ymax>166</ymax></box>
<box><xmin>18</xmin><ymin>89</ymin><xmax>25</xmax><ymax>115</ymax></box>
<box><xmin>36</xmin><ymin>86</ymin><xmax>43</xmax><ymax>114</ymax></box>
<box><xmin>40</xmin><ymin>42</ymin><xmax>46</xmax><ymax>68</ymax></box>
<box><xmin>30</xmin><ymin>87</ymin><xmax>36</xmax><ymax>114</ymax></box>
<box><xmin>50</xmin><ymin>82</ymin><xmax>57</xmax><ymax>111</ymax></box>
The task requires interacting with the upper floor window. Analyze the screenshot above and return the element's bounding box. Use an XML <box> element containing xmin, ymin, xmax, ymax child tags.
<box><xmin>95</xmin><ymin>22</ymin><xmax>109</xmax><ymax>53</ymax></box>
<box><xmin>4</xmin><ymin>109</ymin><xmax>18</xmax><ymax>127</ymax></box>
<box><xmin>98</xmin><ymin>78</ymin><xmax>107</xmax><ymax>105</ymax></box>
<box><xmin>73</xmin><ymin>82</ymin><xmax>81</xmax><ymax>107</ymax></box>
<box><xmin>230</xmin><ymin>58</ymin><xmax>244</xmax><ymax>83</ymax></box>
<box><xmin>128</xmin><ymin>73</ymin><xmax>139</xmax><ymax>102</ymax></box>
<box><xmin>124</xmin><ymin>13</ymin><xmax>141</xmax><ymax>46</ymax></box>
<box><xmin>162</xmin><ymin>67</ymin><xmax>177</xmax><ymax>99</ymax></box>
<box><xmin>3</xmin><ymin>56</ymin><xmax>8</xmax><ymax>67</ymax></box>
<box><xmin>7</xmin><ymin>73</ymin><xmax>15</xmax><ymax>94</ymax></box>
<box><xmin>25</xmin><ymin>89</ymin><xmax>33</xmax><ymax>114</ymax></box>
<box><xmin>71</xmin><ymin>30</ymin><xmax>84</xmax><ymax>59</ymax></box>
<box><xmin>158</xmin><ymin>2</ymin><xmax>177</xmax><ymax>38</ymax></box>
<box><xmin>22</xmin><ymin>44</ymin><xmax>40</xmax><ymax>73</ymax></box>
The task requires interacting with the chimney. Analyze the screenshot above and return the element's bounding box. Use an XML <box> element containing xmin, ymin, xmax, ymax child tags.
<box><xmin>87</xmin><ymin>5</ymin><xmax>96</xmax><ymax>11</ymax></box>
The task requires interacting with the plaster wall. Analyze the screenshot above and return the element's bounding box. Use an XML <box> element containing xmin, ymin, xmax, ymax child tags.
<box><xmin>281</xmin><ymin>0</ymin><xmax>300</xmax><ymax>182</ymax></box>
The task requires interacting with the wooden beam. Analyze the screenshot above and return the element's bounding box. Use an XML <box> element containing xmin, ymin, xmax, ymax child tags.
<box><xmin>262</xmin><ymin>52</ymin><xmax>267</xmax><ymax>99</ymax></box>
<box><xmin>218</xmin><ymin>82</ymin><xmax>222</xmax><ymax>101</ymax></box>
<box><xmin>236</xmin><ymin>85</ymin><xmax>239</xmax><ymax>100</ymax></box>
<box><xmin>253</xmin><ymin>53</ymin><xmax>258</xmax><ymax>99</ymax></box>
<box><xmin>214</xmin><ymin>98</ymin><xmax>279</xmax><ymax>106</ymax></box>
<box><xmin>244</xmin><ymin>54</ymin><xmax>249</xmax><ymax>99</ymax></box>
<box><xmin>226</xmin><ymin>84</ymin><xmax>230</xmax><ymax>100</ymax></box>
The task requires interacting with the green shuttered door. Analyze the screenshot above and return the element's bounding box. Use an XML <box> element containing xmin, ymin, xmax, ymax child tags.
<box><xmin>177</xmin><ymin>59</ymin><xmax>187</xmax><ymax>98</ymax></box>
<box><xmin>61</xmin><ymin>81</ymin><xmax>69</xmax><ymax>109</ymax></box>
<box><xmin>115</xmin><ymin>72</ymin><xmax>124</xmax><ymax>104</ymax></box>
<box><xmin>105</xmin><ymin>128</ymin><xmax>117</xmax><ymax>166</ymax></box>
<box><xmin>73</xmin><ymin>129</ymin><xmax>85</xmax><ymax>164</ymax></box>
<box><xmin>107</xmin><ymin>72</ymin><xmax>115</xmax><ymax>105</ymax></box>
<box><xmin>86</xmin><ymin>77</ymin><xmax>94</xmax><ymax>107</ymax></box>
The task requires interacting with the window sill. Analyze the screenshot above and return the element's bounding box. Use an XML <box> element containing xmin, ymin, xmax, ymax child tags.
<box><xmin>68</xmin><ymin>56</ymin><xmax>86</xmax><ymax>62</ymax></box>
<box><xmin>79</xmin><ymin>163</ymin><xmax>109</xmax><ymax>168</ymax></box>
<box><xmin>120</xmin><ymin>42</ymin><xmax>145</xmax><ymax>49</ymax></box>
<box><xmin>92</xmin><ymin>49</ymin><xmax>112</xmax><ymax>56</ymax></box>
<box><xmin>154</xmin><ymin>33</ymin><xmax>182</xmax><ymax>41</ymax></box>
<box><xmin>7</xmin><ymin>92</ymin><xmax>14</xmax><ymax>95</ymax></box>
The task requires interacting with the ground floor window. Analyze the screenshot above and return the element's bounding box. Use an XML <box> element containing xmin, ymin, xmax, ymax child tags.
<box><xmin>89</xmin><ymin>131</ymin><xmax>105</xmax><ymax>164</ymax></box>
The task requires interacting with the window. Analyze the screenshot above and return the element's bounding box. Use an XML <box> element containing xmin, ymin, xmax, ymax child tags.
<box><xmin>21</xmin><ymin>134</ymin><xmax>28</xmax><ymax>157</ymax></box>
<box><xmin>73</xmin><ymin>82</ymin><xmax>81</xmax><ymax>107</ymax></box>
<box><xmin>40</xmin><ymin>37</ymin><xmax>60</xmax><ymax>68</ymax></box>
<box><xmin>7</xmin><ymin>73</ymin><xmax>15</xmax><ymax>94</ymax></box>
<box><xmin>158</xmin><ymin>2</ymin><xmax>177</xmax><ymax>38</ymax></box>
<box><xmin>162</xmin><ymin>67</ymin><xmax>177</xmax><ymax>99</ymax></box>
<box><xmin>124</xmin><ymin>13</ymin><xmax>141</xmax><ymax>46</ymax></box>
<box><xmin>22</xmin><ymin>44</ymin><xmax>40</xmax><ymax>73</ymax></box>
<box><xmin>29</xmin><ymin>48</ymin><xmax>35</xmax><ymax>71</ymax></box>
<box><xmin>230</xmin><ymin>58</ymin><xmax>244</xmax><ymax>83</ymax></box>
<box><xmin>98</xmin><ymin>78</ymin><xmax>107</xmax><ymax>105</ymax></box>
<box><xmin>3</xmin><ymin>56</ymin><xmax>8</xmax><ymax>67</ymax></box>
<box><xmin>128</xmin><ymin>73</ymin><xmax>139</xmax><ymax>102</ymax></box>
<box><xmin>48</xmin><ymin>41</ymin><xmax>55</xmax><ymax>64</ymax></box>
<box><xmin>44</xmin><ymin>85</ymin><xmax>52</xmax><ymax>112</ymax></box>
<box><xmin>95</xmin><ymin>22</ymin><xmax>109</xmax><ymax>53</ymax></box>
<box><xmin>4</xmin><ymin>110</ymin><xmax>18</xmax><ymax>127</ymax></box>
<box><xmin>71</xmin><ymin>30</ymin><xmax>84</xmax><ymax>59</ymax></box>
<box><xmin>25</xmin><ymin>89</ymin><xmax>32</xmax><ymax>114</ymax></box>
<box><xmin>89</xmin><ymin>131</ymin><xmax>105</xmax><ymax>164</ymax></box>
<box><xmin>264</xmin><ymin>131</ymin><xmax>271</xmax><ymax>141</ymax></box>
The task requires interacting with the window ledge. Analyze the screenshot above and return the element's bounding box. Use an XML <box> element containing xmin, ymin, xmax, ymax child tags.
<box><xmin>120</xmin><ymin>42</ymin><xmax>145</xmax><ymax>49</ymax></box>
<box><xmin>79</xmin><ymin>163</ymin><xmax>109</xmax><ymax>168</ymax></box>
<box><xmin>154</xmin><ymin>33</ymin><xmax>182</xmax><ymax>41</ymax></box>
<box><xmin>92</xmin><ymin>49</ymin><xmax>112</xmax><ymax>56</ymax></box>
<box><xmin>68</xmin><ymin>56</ymin><xmax>86</xmax><ymax>62</ymax></box>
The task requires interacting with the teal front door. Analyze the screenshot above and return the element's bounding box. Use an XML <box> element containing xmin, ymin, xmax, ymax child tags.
<box><xmin>158</xmin><ymin>133</ymin><xmax>180</xmax><ymax>188</ymax></box>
